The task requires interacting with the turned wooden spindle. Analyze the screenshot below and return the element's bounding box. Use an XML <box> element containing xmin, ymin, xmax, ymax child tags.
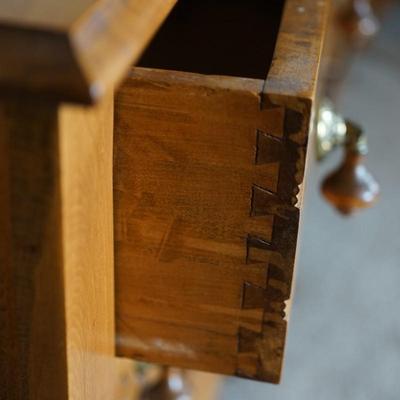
<box><xmin>321</xmin><ymin>122</ymin><xmax>380</xmax><ymax>215</ymax></box>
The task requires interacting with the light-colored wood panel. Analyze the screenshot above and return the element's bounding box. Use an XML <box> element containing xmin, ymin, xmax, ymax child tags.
<box><xmin>0</xmin><ymin>93</ymin><xmax>135</xmax><ymax>399</ymax></box>
<box><xmin>60</xmin><ymin>93</ymin><xmax>123</xmax><ymax>400</ymax></box>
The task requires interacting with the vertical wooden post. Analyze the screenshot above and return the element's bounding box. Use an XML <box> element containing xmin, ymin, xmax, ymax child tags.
<box><xmin>0</xmin><ymin>93</ymin><xmax>127</xmax><ymax>399</ymax></box>
<box><xmin>0</xmin><ymin>99</ymin><xmax>69</xmax><ymax>400</ymax></box>
<box><xmin>60</xmin><ymin>95</ymin><xmax>118</xmax><ymax>399</ymax></box>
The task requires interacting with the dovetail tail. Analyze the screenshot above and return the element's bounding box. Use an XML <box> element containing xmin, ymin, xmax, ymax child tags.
<box><xmin>251</xmin><ymin>185</ymin><xmax>282</xmax><ymax>217</ymax></box>
<box><xmin>267</xmin><ymin>263</ymin><xmax>287</xmax><ymax>283</ymax></box>
<box><xmin>255</xmin><ymin>124</ymin><xmax>304</xmax><ymax>205</ymax></box>
<box><xmin>246</xmin><ymin>235</ymin><xmax>275</xmax><ymax>264</ymax></box>
<box><xmin>255</xmin><ymin>130</ymin><xmax>284</xmax><ymax>165</ymax></box>
<box><xmin>284</xmin><ymin>108</ymin><xmax>305</xmax><ymax>137</ymax></box>
<box><xmin>237</xmin><ymin>104</ymin><xmax>306</xmax><ymax>380</ymax></box>
<box><xmin>247</xmin><ymin>235</ymin><xmax>275</xmax><ymax>251</ymax></box>
<box><xmin>241</xmin><ymin>282</ymin><xmax>268</xmax><ymax>309</ymax></box>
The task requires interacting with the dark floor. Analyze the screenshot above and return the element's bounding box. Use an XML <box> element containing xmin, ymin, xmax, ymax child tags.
<box><xmin>220</xmin><ymin>6</ymin><xmax>400</xmax><ymax>400</ymax></box>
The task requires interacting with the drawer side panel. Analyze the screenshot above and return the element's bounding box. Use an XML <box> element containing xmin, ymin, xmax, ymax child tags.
<box><xmin>114</xmin><ymin>69</ymin><xmax>308</xmax><ymax>383</ymax></box>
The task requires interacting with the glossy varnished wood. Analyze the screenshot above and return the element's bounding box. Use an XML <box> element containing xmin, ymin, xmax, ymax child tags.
<box><xmin>115</xmin><ymin>0</ymin><xmax>329</xmax><ymax>383</ymax></box>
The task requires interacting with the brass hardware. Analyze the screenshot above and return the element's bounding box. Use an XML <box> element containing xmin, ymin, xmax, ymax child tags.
<box><xmin>317</xmin><ymin>101</ymin><xmax>348</xmax><ymax>160</ymax></box>
<box><xmin>317</xmin><ymin>101</ymin><xmax>380</xmax><ymax>215</ymax></box>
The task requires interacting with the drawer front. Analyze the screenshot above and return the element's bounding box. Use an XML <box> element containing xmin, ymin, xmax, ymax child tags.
<box><xmin>114</xmin><ymin>0</ymin><xmax>329</xmax><ymax>384</ymax></box>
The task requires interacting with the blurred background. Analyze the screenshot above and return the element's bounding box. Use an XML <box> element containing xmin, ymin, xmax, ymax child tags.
<box><xmin>219</xmin><ymin>3</ymin><xmax>400</xmax><ymax>400</ymax></box>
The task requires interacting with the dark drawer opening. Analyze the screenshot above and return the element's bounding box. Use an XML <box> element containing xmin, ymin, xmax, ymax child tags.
<box><xmin>138</xmin><ymin>0</ymin><xmax>285</xmax><ymax>80</ymax></box>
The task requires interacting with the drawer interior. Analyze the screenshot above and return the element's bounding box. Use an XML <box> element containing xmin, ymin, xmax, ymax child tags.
<box><xmin>138</xmin><ymin>0</ymin><xmax>285</xmax><ymax>79</ymax></box>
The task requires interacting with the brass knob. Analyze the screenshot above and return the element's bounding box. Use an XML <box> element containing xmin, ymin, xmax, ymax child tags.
<box><xmin>317</xmin><ymin>102</ymin><xmax>380</xmax><ymax>215</ymax></box>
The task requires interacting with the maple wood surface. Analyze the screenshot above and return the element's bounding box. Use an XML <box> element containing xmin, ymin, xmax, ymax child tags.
<box><xmin>0</xmin><ymin>99</ymin><xmax>69</xmax><ymax>400</ymax></box>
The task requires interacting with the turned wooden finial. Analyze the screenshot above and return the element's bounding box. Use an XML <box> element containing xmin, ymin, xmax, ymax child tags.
<box><xmin>321</xmin><ymin>122</ymin><xmax>380</xmax><ymax>215</ymax></box>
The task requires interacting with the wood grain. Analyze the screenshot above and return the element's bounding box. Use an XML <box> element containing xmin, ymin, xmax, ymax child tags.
<box><xmin>0</xmin><ymin>94</ymin><xmax>135</xmax><ymax>399</ymax></box>
<box><xmin>263</xmin><ymin>0</ymin><xmax>330</xmax><ymax>101</ymax></box>
<box><xmin>60</xmin><ymin>94</ymin><xmax>123</xmax><ymax>400</ymax></box>
<box><xmin>0</xmin><ymin>99</ymin><xmax>68</xmax><ymax>400</ymax></box>
<box><xmin>114</xmin><ymin>69</ymin><xmax>297</xmax><ymax>383</ymax></box>
<box><xmin>114</xmin><ymin>0</ymin><xmax>329</xmax><ymax>383</ymax></box>
<box><xmin>0</xmin><ymin>0</ymin><xmax>177</xmax><ymax>103</ymax></box>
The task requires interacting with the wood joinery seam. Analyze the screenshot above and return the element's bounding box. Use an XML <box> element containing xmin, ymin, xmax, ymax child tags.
<box><xmin>236</xmin><ymin>105</ymin><xmax>306</xmax><ymax>383</ymax></box>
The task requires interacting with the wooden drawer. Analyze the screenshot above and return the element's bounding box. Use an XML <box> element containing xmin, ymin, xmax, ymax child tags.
<box><xmin>114</xmin><ymin>0</ymin><xmax>328</xmax><ymax>384</ymax></box>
